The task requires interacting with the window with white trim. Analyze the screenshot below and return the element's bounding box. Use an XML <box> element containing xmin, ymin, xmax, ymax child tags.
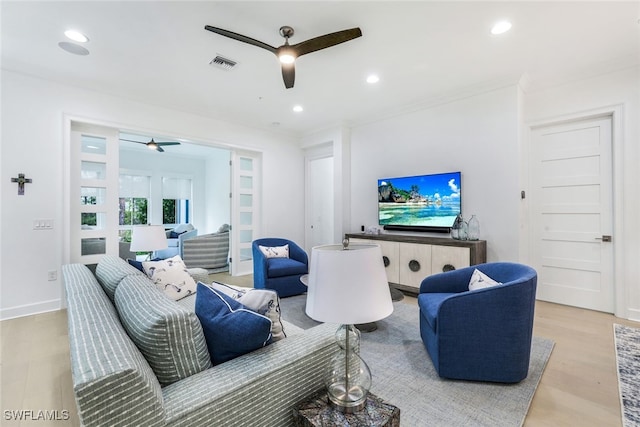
<box><xmin>119</xmin><ymin>174</ymin><xmax>150</xmax><ymax>241</ymax></box>
<box><xmin>162</xmin><ymin>177</ymin><xmax>192</xmax><ymax>226</ymax></box>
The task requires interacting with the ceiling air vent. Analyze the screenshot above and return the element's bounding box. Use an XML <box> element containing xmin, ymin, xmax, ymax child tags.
<box><xmin>210</xmin><ymin>55</ymin><xmax>237</xmax><ymax>71</ymax></box>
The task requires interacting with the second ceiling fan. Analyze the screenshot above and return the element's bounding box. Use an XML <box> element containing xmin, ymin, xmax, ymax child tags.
<box><xmin>120</xmin><ymin>138</ymin><xmax>181</xmax><ymax>153</ymax></box>
<box><xmin>204</xmin><ymin>24</ymin><xmax>362</xmax><ymax>89</ymax></box>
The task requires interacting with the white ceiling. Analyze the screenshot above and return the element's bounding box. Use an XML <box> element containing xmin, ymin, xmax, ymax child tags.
<box><xmin>2</xmin><ymin>1</ymin><xmax>639</xmax><ymax>137</ymax></box>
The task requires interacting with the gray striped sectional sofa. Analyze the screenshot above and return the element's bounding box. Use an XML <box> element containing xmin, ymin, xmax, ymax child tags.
<box><xmin>62</xmin><ymin>255</ymin><xmax>336</xmax><ymax>426</ymax></box>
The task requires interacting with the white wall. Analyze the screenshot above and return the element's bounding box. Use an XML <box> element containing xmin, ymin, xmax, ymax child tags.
<box><xmin>349</xmin><ymin>85</ymin><xmax>521</xmax><ymax>262</ymax></box>
<box><xmin>0</xmin><ymin>71</ymin><xmax>305</xmax><ymax>319</ymax></box>
<box><xmin>204</xmin><ymin>150</ymin><xmax>231</xmax><ymax>234</ymax></box>
<box><xmin>523</xmin><ymin>66</ymin><xmax>640</xmax><ymax>320</ymax></box>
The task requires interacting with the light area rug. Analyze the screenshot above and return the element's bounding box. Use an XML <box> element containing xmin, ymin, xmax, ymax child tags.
<box><xmin>614</xmin><ymin>324</ymin><xmax>640</xmax><ymax>427</ymax></box>
<box><xmin>281</xmin><ymin>296</ymin><xmax>554</xmax><ymax>427</ymax></box>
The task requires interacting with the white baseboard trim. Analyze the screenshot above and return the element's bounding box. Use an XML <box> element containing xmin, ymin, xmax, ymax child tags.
<box><xmin>0</xmin><ymin>299</ymin><xmax>62</xmax><ymax>321</ymax></box>
<box><xmin>627</xmin><ymin>308</ymin><xmax>640</xmax><ymax>323</ymax></box>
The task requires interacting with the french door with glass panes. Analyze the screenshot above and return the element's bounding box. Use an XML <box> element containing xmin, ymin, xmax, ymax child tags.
<box><xmin>69</xmin><ymin>122</ymin><xmax>119</xmax><ymax>264</ymax></box>
<box><xmin>231</xmin><ymin>150</ymin><xmax>261</xmax><ymax>276</ymax></box>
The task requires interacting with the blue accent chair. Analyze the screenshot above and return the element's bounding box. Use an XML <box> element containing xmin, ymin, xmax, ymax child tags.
<box><xmin>418</xmin><ymin>262</ymin><xmax>537</xmax><ymax>383</ymax></box>
<box><xmin>252</xmin><ymin>238</ymin><xmax>308</xmax><ymax>298</ymax></box>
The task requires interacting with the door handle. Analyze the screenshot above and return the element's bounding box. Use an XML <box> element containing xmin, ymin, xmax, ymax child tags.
<box><xmin>595</xmin><ymin>235</ymin><xmax>612</xmax><ymax>242</ymax></box>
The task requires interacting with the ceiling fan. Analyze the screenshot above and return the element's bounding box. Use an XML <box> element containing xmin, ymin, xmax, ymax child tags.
<box><xmin>204</xmin><ymin>25</ymin><xmax>362</xmax><ymax>89</ymax></box>
<box><xmin>120</xmin><ymin>138</ymin><xmax>181</xmax><ymax>153</ymax></box>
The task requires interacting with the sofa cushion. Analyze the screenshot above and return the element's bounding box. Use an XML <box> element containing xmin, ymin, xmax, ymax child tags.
<box><xmin>208</xmin><ymin>282</ymin><xmax>286</xmax><ymax>341</ymax></box>
<box><xmin>266</xmin><ymin>257</ymin><xmax>307</xmax><ymax>278</ymax></box>
<box><xmin>142</xmin><ymin>255</ymin><xmax>197</xmax><ymax>301</ymax></box>
<box><xmin>114</xmin><ymin>275</ymin><xmax>212</xmax><ymax>386</ymax></box>
<box><xmin>468</xmin><ymin>269</ymin><xmax>502</xmax><ymax>291</ymax></box>
<box><xmin>95</xmin><ymin>255</ymin><xmax>146</xmax><ymax>301</ymax></box>
<box><xmin>259</xmin><ymin>244</ymin><xmax>289</xmax><ymax>258</ymax></box>
<box><xmin>195</xmin><ymin>283</ymin><xmax>272</xmax><ymax>365</ymax></box>
<box><xmin>418</xmin><ymin>292</ymin><xmax>454</xmax><ymax>331</ymax></box>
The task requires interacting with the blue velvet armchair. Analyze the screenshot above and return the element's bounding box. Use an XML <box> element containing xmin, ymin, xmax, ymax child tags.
<box><xmin>418</xmin><ymin>262</ymin><xmax>537</xmax><ymax>383</ymax></box>
<box><xmin>252</xmin><ymin>238</ymin><xmax>309</xmax><ymax>298</ymax></box>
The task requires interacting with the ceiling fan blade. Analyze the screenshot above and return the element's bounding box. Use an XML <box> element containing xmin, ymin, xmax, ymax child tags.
<box><xmin>281</xmin><ymin>63</ymin><xmax>295</xmax><ymax>89</ymax></box>
<box><xmin>120</xmin><ymin>138</ymin><xmax>147</xmax><ymax>145</ymax></box>
<box><xmin>291</xmin><ymin>27</ymin><xmax>362</xmax><ymax>57</ymax></box>
<box><xmin>204</xmin><ymin>25</ymin><xmax>277</xmax><ymax>54</ymax></box>
<box><xmin>156</xmin><ymin>146</ymin><xmax>165</xmax><ymax>153</ymax></box>
<box><xmin>156</xmin><ymin>142</ymin><xmax>181</xmax><ymax>146</ymax></box>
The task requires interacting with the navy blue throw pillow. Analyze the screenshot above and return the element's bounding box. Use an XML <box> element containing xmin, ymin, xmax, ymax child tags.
<box><xmin>195</xmin><ymin>283</ymin><xmax>272</xmax><ymax>365</ymax></box>
<box><xmin>169</xmin><ymin>230</ymin><xmax>185</xmax><ymax>238</ymax></box>
<box><xmin>127</xmin><ymin>257</ymin><xmax>161</xmax><ymax>272</ymax></box>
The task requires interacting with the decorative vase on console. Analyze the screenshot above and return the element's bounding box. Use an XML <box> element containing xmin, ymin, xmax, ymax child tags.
<box><xmin>467</xmin><ymin>215</ymin><xmax>480</xmax><ymax>241</ymax></box>
<box><xmin>458</xmin><ymin>219</ymin><xmax>468</xmax><ymax>240</ymax></box>
<box><xmin>451</xmin><ymin>214</ymin><xmax>463</xmax><ymax>240</ymax></box>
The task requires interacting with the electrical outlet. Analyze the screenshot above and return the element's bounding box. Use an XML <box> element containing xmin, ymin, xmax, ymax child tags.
<box><xmin>47</xmin><ymin>270</ymin><xmax>57</xmax><ymax>281</ymax></box>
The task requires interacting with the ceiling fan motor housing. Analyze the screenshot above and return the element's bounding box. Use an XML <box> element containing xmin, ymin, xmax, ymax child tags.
<box><xmin>279</xmin><ymin>26</ymin><xmax>294</xmax><ymax>39</ymax></box>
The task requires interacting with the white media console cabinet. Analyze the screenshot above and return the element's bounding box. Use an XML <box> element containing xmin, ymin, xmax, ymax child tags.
<box><xmin>345</xmin><ymin>233</ymin><xmax>487</xmax><ymax>294</ymax></box>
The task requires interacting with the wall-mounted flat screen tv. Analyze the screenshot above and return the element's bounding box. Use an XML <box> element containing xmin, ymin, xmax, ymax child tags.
<box><xmin>378</xmin><ymin>171</ymin><xmax>461</xmax><ymax>233</ymax></box>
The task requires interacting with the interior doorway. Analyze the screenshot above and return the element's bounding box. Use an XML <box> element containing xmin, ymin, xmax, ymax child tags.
<box><xmin>305</xmin><ymin>149</ymin><xmax>335</xmax><ymax>252</ymax></box>
<box><xmin>529</xmin><ymin>115</ymin><xmax>614</xmax><ymax>313</ymax></box>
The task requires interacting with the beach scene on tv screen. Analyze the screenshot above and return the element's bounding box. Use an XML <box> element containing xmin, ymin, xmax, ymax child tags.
<box><xmin>378</xmin><ymin>172</ymin><xmax>461</xmax><ymax>227</ymax></box>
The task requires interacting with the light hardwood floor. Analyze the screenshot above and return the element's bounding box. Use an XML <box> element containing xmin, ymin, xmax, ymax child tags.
<box><xmin>1</xmin><ymin>274</ymin><xmax>638</xmax><ymax>426</ymax></box>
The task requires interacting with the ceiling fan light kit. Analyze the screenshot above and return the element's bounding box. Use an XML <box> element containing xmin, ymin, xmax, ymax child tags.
<box><xmin>204</xmin><ymin>24</ymin><xmax>362</xmax><ymax>88</ymax></box>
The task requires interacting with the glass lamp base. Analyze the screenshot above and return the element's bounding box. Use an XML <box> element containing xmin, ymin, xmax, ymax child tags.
<box><xmin>327</xmin><ymin>383</ymin><xmax>367</xmax><ymax>413</ymax></box>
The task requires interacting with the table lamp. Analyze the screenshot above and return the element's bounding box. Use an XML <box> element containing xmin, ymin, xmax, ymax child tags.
<box><xmin>129</xmin><ymin>225</ymin><xmax>168</xmax><ymax>260</ymax></box>
<box><xmin>305</xmin><ymin>240</ymin><xmax>393</xmax><ymax>413</ymax></box>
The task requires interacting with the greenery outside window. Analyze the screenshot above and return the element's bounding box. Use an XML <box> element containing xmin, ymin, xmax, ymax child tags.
<box><xmin>119</xmin><ymin>174</ymin><xmax>150</xmax><ymax>242</ymax></box>
<box><xmin>163</xmin><ymin>199</ymin><xmax>190</xmax><ymax>225</ymax></box>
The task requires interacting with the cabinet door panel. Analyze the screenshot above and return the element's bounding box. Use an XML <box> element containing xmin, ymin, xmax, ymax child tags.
<box><xmin>431</xmin><ymin>246</ymin><xmax>470</xmax><ymax>273</ymax></box>
<box><xmin>349</xmin><ymin>238</ymin><xmax>399</xmax><ymax>284</ymax></box>
<box><xmin>399</xmin><ymin>243</ymin><xmax>432</xmax><ymax>290</ymax></box>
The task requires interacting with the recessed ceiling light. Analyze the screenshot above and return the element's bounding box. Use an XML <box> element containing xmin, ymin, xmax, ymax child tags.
<box><xmin>293</xmin><ymin>105</ymin><xmax>304</xmax><ymax>113</ymax></box>
<box><xmin>366</xmin><ymin>74</ymin><xmax>380</xmax><ymax>84</ymax></box>
<box><xmin>491</xmin><ymin>21</ymin><xmax>512</xmax><ymax>35</ymax></box>
<box><xmin>58</xmin><ymin>42</ymin><xmax>90</xmax><ymax>56</ymax></box>
<box><xmin>64</xmin><ymin>30</ymin><xmax>89</xmax><ymax>43</ymax></box>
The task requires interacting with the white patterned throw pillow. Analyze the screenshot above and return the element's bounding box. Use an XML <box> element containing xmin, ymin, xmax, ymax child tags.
<box><xmin>259</xmin><ymin>244</ymin><xmax>289</xmax><ymax>259</ymax></box>
<box><xmin>468</xmin><ymin>269</ymin><xmax>502</xmax><ymax>291</ymax></box>
<box><xmin>143</xmin><ymin>255</ymin><xmax>197</xmax><ymax>301</ymax></box>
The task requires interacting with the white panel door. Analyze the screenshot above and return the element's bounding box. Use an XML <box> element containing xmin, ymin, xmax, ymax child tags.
<box><xmin>230</xmin><ymin>150</ymin><xmax>261</xmax><ymax>276</ymax></box>
<box><xmin>530</xmin><ymin>116</ymin><xmax>614</xmax><ymax>312</ymax></box>
<box><xmin>307</xmin><ymin>156</ymin><xmax>334</xmax><ymax>249</ymax></box>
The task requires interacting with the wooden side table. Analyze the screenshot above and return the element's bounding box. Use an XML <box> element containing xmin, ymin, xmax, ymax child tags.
<box><xmin>293</xmin><ymin>391</ymin><xmax>400</xmax><ymax>427</ymax></box>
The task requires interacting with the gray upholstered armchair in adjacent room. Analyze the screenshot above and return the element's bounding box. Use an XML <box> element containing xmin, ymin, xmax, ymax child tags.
<box><xmin>154</xmin><ymin>224</ymin><xmax>197</xmax><ymax>259</ymax></box>
<box><xmin>418</xmin><ymin>262</ymin><xmax>537</xmax><ymax>383</ymax></box>
<box><xmin>182</xmin><ymin>224</ymin><xmax>230</xmax><ymax>270</ymax></box>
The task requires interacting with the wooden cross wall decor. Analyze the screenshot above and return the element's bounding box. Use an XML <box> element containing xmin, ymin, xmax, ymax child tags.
<box><xmin>11</xmin><ymin>173</ymin><xmax>32</xmax><ymax>195</ymax></box>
